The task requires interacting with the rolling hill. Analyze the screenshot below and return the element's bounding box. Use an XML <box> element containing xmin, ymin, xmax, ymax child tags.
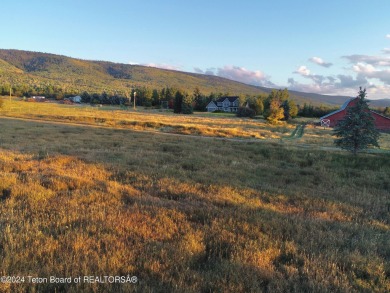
<box><xmin>0</xmin><ymin>49</ymin><xmax>389</xmax><ymax>107</ymax></box>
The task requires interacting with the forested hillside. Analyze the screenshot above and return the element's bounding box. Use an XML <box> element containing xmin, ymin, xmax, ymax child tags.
<box><xmin>0</xmin><ymin>49</ymin><xmax>267</xmax><ymax>99</ymax></box>
<box><xmin>0</xmin><ymin>49</ymin><xmax>389</xmax><ymax>108</ymax></box>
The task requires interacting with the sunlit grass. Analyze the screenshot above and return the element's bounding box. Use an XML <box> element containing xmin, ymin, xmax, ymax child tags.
<box><xmin>2</xmin><ymin>98</ymin><xmax>390</xmax><ymax>151</ymax></box>
<box><xmin>0</xmin><ymin>117</ymin><xmax>389</xmax><ymax>292</ymax></box>
<box><xmin>0</xmin><ymin>99</ymin><xmax>294</xmax><ymax>139</ymax></box>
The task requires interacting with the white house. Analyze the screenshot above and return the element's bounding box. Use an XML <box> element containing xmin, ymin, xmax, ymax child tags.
<box><xmin>206</xmin><ymin>96</ymin><xmax>240</xmax><ymax>112</ymax></box>
<box><xmin>70</xmin><ymin>96</ymin><xmax>82</xmax><ymax>103</ymax></box>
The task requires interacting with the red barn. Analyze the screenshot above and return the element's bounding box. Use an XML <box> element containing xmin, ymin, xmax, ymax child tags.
<box><xmin>320</xmin><ymin>98</ymin><xmax>390</xmax><ymax>131</ymax></box>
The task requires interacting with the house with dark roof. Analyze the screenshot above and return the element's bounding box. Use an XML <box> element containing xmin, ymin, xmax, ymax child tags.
<box><xmin>320</xmin><ymin>97</ymin><xmax>390</xmax><ymax>131</ymax></box>
<box><xmin>206</xmin><ymin>96</ymin><xmax>239</xmax><ymax>112</ymax></box>
<box><xmin>31</xmin><ymin>96</ymin><xmax>45</xmax><ymax>100</ymax></box>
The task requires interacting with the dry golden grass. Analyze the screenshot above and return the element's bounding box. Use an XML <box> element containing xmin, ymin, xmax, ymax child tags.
<box><xmin>0</xmin><ymin>101</ymin><xmax>389</xmax><ymax>292</ymax></box>
<box><xmin>0</xmin><ymin>99</ymin><xmax>293</xmax><ymax>139</ymax></box>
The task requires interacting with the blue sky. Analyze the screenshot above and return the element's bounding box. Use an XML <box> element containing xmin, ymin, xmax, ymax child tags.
<box><xmin>1</xmin><ymin>0</ymin><xmax>390</xmax><ymax>99</ymax></box>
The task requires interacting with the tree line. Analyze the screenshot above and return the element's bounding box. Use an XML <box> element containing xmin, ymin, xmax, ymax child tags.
<box><xmin>235</xmin><ymin>88</ymin><xmax>340</xmax><ymax>122</ymax></box>
<box><xmin>2</xmin><ymin>82</ymin><xmax>355</xmax><ymax>118</ymax></box>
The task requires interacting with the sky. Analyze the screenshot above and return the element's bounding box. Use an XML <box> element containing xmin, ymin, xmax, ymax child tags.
<box><xmin>1</xmin><ymin>0</ymin><xmax>390</xmax><ymax>99</ymax></box>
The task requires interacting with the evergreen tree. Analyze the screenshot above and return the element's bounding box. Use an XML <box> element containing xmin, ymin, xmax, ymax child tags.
<box><xmin>100</xmin><ymin>91</ymin><xmax>109</xmax><ymax>104</ymax></box>
<box><xmin>173</xmin><ymin>91</ymin><xmax>193</xmax><ymax>114</ymax></box>
<box><xmin>174</xmin><ymin>91</ymin><xmax>183</xmax><ymax>113</ymax></box>
<box><xmin>333</xmin><ymin>88</ymin><xmax>380</xmax><ymax>155</ymax></box>
<box><xmin>282</xmin><ymin>100</ymin><xmax>291</xmax><ymax>120</ymax></box>
<box><xmin>192</xmin><ymin>87</ymin><xmax>209</xmax><ymax>111</ymax></box>
<box><xmin>181</xmin><ymin>93</ymin><xmax>193</xmax><ymax>114</ymax></box>
<box><xmin>300</xmin><ymin>103</ymin><xmax>311</xmax><ymax>117</ymax></box>
<box><xmin>282</xmin><ymin>100</ymin><xmax>298</xmax><ymax>120</ymax></box>
<box><xmin>288</xmin><ymin>100</ymin><xmax>298</xmax><ymax>118</ymax></box>
<box><xmin>161</xmin><ymin>87</ymin><xmax>176</xmax><ymax>108</ymax></box>
<box><xmin>91</xmin><ymin>93</ymin><xmax>101</xmax><ymax>104</ymax></box>
<box><xmin>81</xmin><ymin>91</ymin><xmax>91</xmax><ymax>103</ymax></box>
<box><xmin>151</xmin><ymin>89</ymin><xmax>160</xmax><ymax>106</ymax></box>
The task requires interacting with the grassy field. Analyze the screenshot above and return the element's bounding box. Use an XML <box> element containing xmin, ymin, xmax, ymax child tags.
<box><xmin>3</xmin><ymin>99</ymin><xmax>390</xmax><ymax>151</ymax></box>
<box><xmin>0</xmin><ymin>99</ymin><xmax>295</xmax><ymax>139</ymax></box>
<box><xmin>0</xmin><ymin>99</ymin><xmax>389</xmax><ymax>292</ymax></box>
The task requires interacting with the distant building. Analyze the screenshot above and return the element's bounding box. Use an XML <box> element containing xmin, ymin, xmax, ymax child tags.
<box><xmin>31</xmin><ymin>96</ymin><xmax>45</xmax><ymax>100</ymax></box>
<box><xmin>70</xmin><ymin>96</ymin><xmax>82</xmax><ymax>103</ymax></box>
<box><xmin>206</xmin><ymin>101</ymin><xmax>218</xmax><ymax>112</ymax></box>
<box><xmin>320</xmin><ymin>97</ymin><xmax>390</xmax><ymax>131</ymax></box>
<box><xmin>206</xmin><ymin>96</ymin><xmax>239</xmax><ymax>112</ymax></box>
<box><xmin>29</xmin><ymin>96</ymin><xmax>46</xmax><ymax>102</ymax></box>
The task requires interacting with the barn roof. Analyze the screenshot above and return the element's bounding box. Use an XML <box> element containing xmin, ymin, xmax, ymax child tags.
<box><xmin>370</xmin><ymin>110</ymin><xmax>390</xmax><ymax>121</ymax></box>
<box><xmin>320</xmin><ymin>98</ymin><xmax>355</xmax><ymax>120</ymax></box>
<box><xmin>320</xmin><ymin>98</ymin><xmax>390</xmax><ymax>121</ymax></box>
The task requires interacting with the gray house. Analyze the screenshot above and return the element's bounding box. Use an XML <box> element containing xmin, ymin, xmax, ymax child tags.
<box><xmin>206</xmin><ymin>96</ymin><xmax>240</xmax><ymax>112</ymax></box>
<box><xmin>70</xmin><ymin>96</ymin><xmax>82</xmax><ymax>103</ymax></box>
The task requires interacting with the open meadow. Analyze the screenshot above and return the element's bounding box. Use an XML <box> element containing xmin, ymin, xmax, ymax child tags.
<box><xmin>0</xmin><ymin>99</ymin><xmax>296</xmax><ymax>139</ymax></box>
<box><xmin>0</xmin><ymin>99</ymin><xmax>389</xmax><ymax>292</ymax></box>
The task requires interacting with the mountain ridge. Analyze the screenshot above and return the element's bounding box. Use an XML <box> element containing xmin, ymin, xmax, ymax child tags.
<box><xmin>0</xmin><ymin>49</ymin><xmax>389</xmax><ymax>107</ymax></box>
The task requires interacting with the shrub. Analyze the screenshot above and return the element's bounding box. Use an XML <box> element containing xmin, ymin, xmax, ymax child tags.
<box><xmin>236</xmin><ymin>107</ymin><xmax>255</xmax><ymax>118</ymax></box>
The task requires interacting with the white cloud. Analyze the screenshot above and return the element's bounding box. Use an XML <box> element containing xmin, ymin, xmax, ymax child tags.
<box><xmin>386</xmin><ymin>34</ymin><xmax>390</xmax><ymax>39</ymax></box>
<box><xmin>288</xmin><ymin>65</ymin><xmax>376</xmax><ymax>97</ymax></box>
<box><xmin>193</xmin><ymin>67</ymin><xmax>203</xmax><ymax>74</ymax></box>
<box><xmin>343</xmin><ymin>54</ymin><xmax>390</xmax><ymax>67</ymax></box>
<box><xmin>288</xmin><ymin>69</ymin><xmax>390</xmax><ymax>99</ymax></box>
<box><xmin>366</xmin><ymin>84</ymin><xmax>390</xmax><ymax>98</ymax></box>
<box><xmin>309</xmin><ymin>57</ymin><xmax>333</xmax><ymax>68</ymax></box>
<box><xmin>288</xmin><ymin>78</ymin><xmax>320</xmax><ymax>91</ymax></box>
<box><xmin>336</xmin><ymin>74</ymin><xmax>368</xmax><ymax>88</ymax></box>
<box><xmin>217</xmin><ymin>65</ymin><xmax>264</xmax><ymax>82</ymax></box>
<box><xmin>294</xmin><ymin>65</ymin><xmax>311</xmax><ymax>76</ymax></box>
<box><xmin>205</xmin><ymin>69</ymin><xmax>216</xmax><ymax>76</ymax></box>
<box><xmin>287</xmin><ymin>74</ymin><xmax>371</xmax><ymax>97</ymax></box>
<box><xmin>344</xmin><ymin>55</ymin><xmax>390</xmax><ymax>85</ymax></box>
<box><xmin>217</xmin><ymin>65</ymin><xmax>275</xmax><ymax>87</ymax></box>
<box><xmin>293</xmin><ymin>66</ymin><xmax>330</xmax><ymax>86</ymax></box>
<box><xmin>142</xmin><ymin>63</ymin><xmax>181</xmax><ymax>71</ymax></box>
<box><xmin>382</xmin><ymin>48</ymin><xmax>390</xmax><ymax>54</ymax></box>
<box><xmin>361</xmin><ymin>69</ymin><xmax>390</xmax><ymax>84</ymax></box>
<box><xmin>194</xmin><ymin>65</ymin><xmax>274</xmax><ymax>87</ymax></box>
<box><xmin>352</xmin><ymin>63</ymin><xmax>376</xmax><ymax>73</ymax></box>
<box><xmin>193</xmin><ymin>67</ymin><xmax>216</xmax><ymax>76</ymax></box>
<box><xmin>287</xmin><ymin>51</ymin><xmax>390</xmax><ymax>99</ymax></box>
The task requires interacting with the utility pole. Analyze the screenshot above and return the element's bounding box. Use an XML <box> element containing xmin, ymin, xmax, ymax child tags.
<box><xmin>128</xmin><ymin>90</ymin><xmax>132</xmax><ymax>110</ymax></box>
<box><xmin>133</xmin><ymin>91</ymin><xmax>137</xmax><ymax>110</ymax></box>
